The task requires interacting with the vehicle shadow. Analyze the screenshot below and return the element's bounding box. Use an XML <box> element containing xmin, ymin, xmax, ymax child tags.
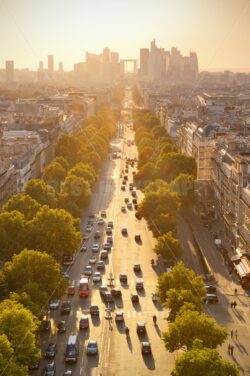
<box><xmin>137</xmin><ymin>290</ymin><xmax>146</xmax><ymax>297</ymax></box>
<box><xmin>153</xmin><ymin>301</ymin><xmax>163</xmax><ymax>311</ymax></box>
<box><xmin>86</xmin><ymin>352</ymin><xmax>99</xmax><ymax>369</ymax></box>
<box><xmin>115</xmin><ymin>321</ymin><xmax>125</xmax><ymax>333</ymax></box>
<box><xmin>132</xmin><ymin>302</ymin><xmax>142</xmax><ymax>312</ymax></box>
<box><xmin>126</xmin><ymin>336</ymin><xmax>133</xmax><ymax>352</ymax></box>
<box><xmin>142</xmin><ymin>353</ymin><xmax>156</xmax><ymax>370</ymax></box>
<box><xmin>91</xmin><ymin>316</ymin><xmax>101</xmax><ymax>327</ymax></box>
<box><xmin>115</xmin><ymin>299</ymin><xmax>124</xmax><ymax>308</ymax></box>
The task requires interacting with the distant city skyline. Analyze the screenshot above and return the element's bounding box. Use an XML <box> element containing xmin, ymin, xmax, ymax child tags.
<box><xmin>1</xmin><ymin>0</ymin><xmax>250</xmax><ymax>72</ymax></box>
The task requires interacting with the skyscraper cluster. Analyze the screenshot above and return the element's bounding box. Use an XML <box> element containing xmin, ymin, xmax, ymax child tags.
<box><xmin>139</xmin><ymin>40</ymin><xmax>199</xmax><ymax>85</ymax></box>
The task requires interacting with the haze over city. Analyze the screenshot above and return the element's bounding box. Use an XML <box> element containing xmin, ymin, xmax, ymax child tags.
<box><xmin>1</xmin><ymin>0</ymin><xmax>250</xmax><ymax>71</ymax></box>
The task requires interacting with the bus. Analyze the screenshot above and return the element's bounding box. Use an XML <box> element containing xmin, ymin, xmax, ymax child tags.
<box><xmin>63</xmin><ymin>254</ymin><xmax>75</xmax><ymax>266</ymax></box>
<box><xmin>65</xmin><ymin>334</ymin><xmax>78</xmax><ymax>363</ymax></box>
<box><xmin>78</xmin><ymin>276</ymin><xmax>90</xmax><ymax>297</ymax></box>
<box><xmin>231</xmin><ymin>255</ymin><xmax>250</xmax><ymax>289</ymax></box>
<box><xmin>67</xmin><ymin>280</ymin><xmax>76</xmax><ymax>295</ymax></box>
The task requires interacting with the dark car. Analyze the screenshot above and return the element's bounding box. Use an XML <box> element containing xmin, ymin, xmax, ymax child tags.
<box><xmin>137</xmin><ymin>322</ymin><xmax>146</xmax><ymax>334</ymax></box>
<box><xmin>103</xmin><ymin>243</ymin><xmax>111</xmax><ymax>251</ymax></box>
<box><xmin>133</xmin><ymin>264</ymin><xmax>141</xmax><ymax>273</ymax></box>
<box><xmin>41</xmin><ymin>319</ymin><xmax>51</xmax><ymax>332</ymax></box>
<box><xmin>79</xmin><ymin>316</ymin><xmax>89</xmax><ymax>329</ymax></box>
<box><xmin>121</xmin><ymin>228</ymin><xmax>128</xmax><ymax>236</ymax></box>
<box><xmin>111</xmin><ymin>288</ymin><xmax>122</xmax><ymax>298</ymax></box>
<box><xmin>100</xmin><ymin>250</ymin><xmax>108</xmax><ymax>260</ymax></box>
<box><xmin>99</xmin><ymin>285</ymin><xmax>109</xmax><ymax>298</ymax></box>
<box><xmin>57</xmin><ymin>321</ymin><xmax>66</xmax><ymax>333</ymax></box>
<box><xmin>44</xmin><ymin>343</ymin><xmax>57</xmax><ymax>359</ymax></box>
<box><xmin>80</xmin><ymin>245</ymin><xmax>87</xmax><ymax>252</ymax></box>
<box><xmin>124</xmin><ymin>198</ymin><xmax>129</xmax><ymax>203</ymax></box>
<box><xmin>44</xmin><ymin>362</ymin><xmax>56</xmax><ymax>376</ymax></box>
<box><xmin>136</xmin><ymin>280</ymin><xmax>144</xmax><ymax>290</ymax></box>
<box><xmin>141</xmin><ymin>342</ymin><xmax>151</xmax><ymax>355</ymax></box>
<box><xmin>60</xmin><ymin>301</ymin><xmax>71</xmax><ymax>314</ymax></box>
<box><xmin>132</xmin><ymin>191</ymin><xmax>137</xmax><ymax>197</ymax></box>
<box><xmin>135</xmin><ymin>234</ymin><xmax>141</xmax><ymax>242</ymax></box>
<box><xmin>132</xmin><ymin>198</ymin><xmax>137</xmax><ymax>205</ymax></box>
<box><xmin>103</xmin><ymin>292</ymin><xmax>114</xmax><ymax>303</ymax></box>
<box><xmin>106</xmin><ymin>236</ymin><xmax>113</xmax><ymax>244</ymax></box>
<box><xmin>119</xmin><ymin>273</ymin><xmax>128</xmax><ymax>283</ymax></box>
<box><xmin>121</xmin><ymin>186</ymin><xmax>126</xmax><ymax>191</ymax></box>
<box><xmin>131</xmin><ymin>293</ymin><xmax>139</xmax><ymax>303</ymax></box>
<box><xmin>135</xmin><ymin>212</ymin><xmax>142</xmax><ymax>220</ymax></box>
<box><xmin>127</xmin><ymin>203</ymin><xmax>133</xmax><ymax>210</ymax></box>
<box><xmin>204</xmin><ymin>293</ymin><xmax>218</xmax><ymax>304</ymax></box>
<box><xmin>205</xmin><ymin>285</ymin><xmax>217</xmax><ymax>293</ymax></box>
<box><xmin>106</xmin><ymin>227</ymin><xmax>113</xmax><ymax>235</ymax></box>
<box><xmin>89</xmin><ymin>305</ymin><xmax>99</xmax><ymax>316</ymax></box>
<box><xmin>94</xmin><ymin>231</ymin><xmax>101</xmax><ymax>239</ymax></box>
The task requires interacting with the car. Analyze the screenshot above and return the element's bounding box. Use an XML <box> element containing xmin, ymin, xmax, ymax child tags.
<box><xmin>106</xmin><ymin>235</ymin><xmax>113</xmax><ymax>244</ymax></box>
<box><xmin>136</xmin><ymin>280</ymin><xmax>144</xmax><ymax>290</ymax></box>
<box><xmin>97</xmin><ymin>218</ymin><xmax>104</xmax><ymax>225</ymax></box>
<box><xmin>80</xmin><ymin>245</ymin><xmax>87</xmax><ymax>252</ymax></box>
<box><xmin>89</xmin><ymin>305</ymin><xmax>99</xmax><ymax>316</ymax></box>
<box><xmin>137</xmin><ymin>322</ymin><xmax>146</xmax><ymax>334</ymax></box>
<box><xmin>121</xmin><ymin>228</ymin><xmax>128</xmax><ymax>236</ymax></box>
<box><xmin>57</xmin><ymin>321</ymin><xmax>66</xmax><ymax>333</ymax></box>
<box><xmin>205</xmin><ymin>285</ymin><xmax>217</xmax><ymax>293</ymax></box>
<box><xmin>93</xmin><ymin>271</ymin><xmax>102</xmax><ymax>283</ymax></box>
<box><xmin>135</xmin><ymin>212</ymin><xmax>142</xmax><ymax>220</ymax></box>
<box><xmin>44</xmin><ymin>362</ymin><xmax>56</xmax><ymax>376</ymax></box>
<box><xmin>89</xmin><ymin>213</ymin><xmax>95</xmax><ymax>219</ymax></box>
<box><xmin>131</xmin><ymin>293</ymin><xmax>139</xmax><ymax>303</ymax></box>
<box><xmin>89</xmin><ymin>256</ymin><xmax>97</xmax><ymax>264</ymax></box>
<box><xmin>87</xmin><ymin>219</ymin><xmax>94</xmax><ymax>225</ymax></box>
<box><xmin>84</xmin><ymin>265</ymin><xmax>93</xmax><ymax>276</ymax></box>
<box><xmin>94</xmin><ymin>230</ymin><xmax>101</xmax><ymax>239</ymax></box>
<box><xmin>103</xmin><ymin>243</ymin><xmax>111</xmax><ymax>251</ymax></box>
<box><xmin>99</xmin><ymin>285</ymin><xmax>109</xmax><ymax>298</ymax></box>
<box><xmin>134</xmin><ymin>204</ymin><xmax>138</xmax><ymax>210</ymax></box>
<box><xmin>121</xmin><ymin>206</ymin><xmax>126</xmax><ymax>212</ymax></box>
<box><xmin>106</xmin><ymin>227</ymin><xmax>113</xmax><ymax>235</ymax></box>
<box><xmin>135</xmin><ymin>234</ymin><xmax>141</xmax><ymax>242</ymax></box>
<box><xmin>115</xmin><ymin>312</ymin><xmax>124</xmax><ymax>322</ymax></box>
<box><xmin>133</xmin><ymin>264</ymin><xmax>141</xmax><ymax>273</ymax></box>
<box><xmin>127</xmin><ymin>203</ymin><xmax>133</xmax><ymax>210</ymax></box>
<box><xmin>87</xmin><ymin>340</ymin><xmax>98</xmax><ymax>355</ymax></box>
<box><xmin>63</xmin><ymin>371</ymin><xmax>73</xmax><ymax>376</ymax></box>
<box><xmin>124</xmin><ymin>175</ymin><xmax>128</xmax><ymax>180</ymax></box>
<box><xmin>91</xmin><ymin>244</ymin><xmax>100</xmax><ymax>252</ymax></box>
<box><xmin>44</xmin><ymin>343</ymin><xmax>57</xmax><ymax>358</ymax></box>
<box><xmin>141</xmin><ymin>342</ymin><xmax>151</xmax><ymax>355</ymax></box>
<box><xmin>83</xmin><ymin>233</ymin><xmax>89</xmax><ymax>241</ymax></box>
<box><xmin>121</xmin><ymin>186</ymin><xmax>126</xmax><ymax>191</ymax></box>
<box><xmin>132</xmin><ymin>198</ymin><xmax>138</xmax><ymax>205</ymax></box>
<box><xmin>60</xmin><ymin>301</ymin><xmax>71</xmax><ymax>314</ymax></box>
<box><xmin>107</xmin><ymin>221</ymin><xmax>114</xmax><ymax>228</ymax></box>
<box><xmin>204</xmin><ymin>293</ymin><xmax>218</xmax><ymax>304</ymax></box>
<box><xmin>49</xmin><ymin>299</ymin><xmax>60</xmax><ymax>310</ymax></box>
<box><xmin>125</xmin><ymin>168</ymin><xmax>128</xmax><ymax>173</ymax></box>
<box><xmin>100</xmin><ymin>250</ymin><xmax>108</xmax><ymax>260</ymax></box>
<box><xmin>101</xmin><ymin>210</ymin><xmax>107</xmax><ymax>218</ymax></box>
<box><xmin>86</xmin><ymin>225</ymin><xmax>92</xmax><ymax>233</ymax></box>
<box><xmin>111</xmin><ymin>288</ymin><xmax>122</xmax><ymax>298</ymax></box>
<box><xmin>119</xmin><ymin>273</ymin><xmax>128</xmax><ymax>283</ymax></box>
<box><xmin>103</xmin><ymin>292</ymin><xmax>114</xmax><ymax>303</ymax></box>
<box><xmin>131</xmin><ymin>191</ymin><xmax>137</xmax><ymax>197</ymax></box>
<box><xmin>124</xmin><ymin>198</ymin><xmax>129</xmax><ymax>203</ymax></box>
<box><xmin>79</xmin><ymin>316</ymin><xmax>89</xmax><ymax>329</ymax></box>
<box><xmin>41</xmin><ymin>319</ymin><xmax>51</xmax><ymax>332</ymax></box>
<box><xmin>97</xmin><ymin>260</ymin><xmax>105</xmax><ymax>270</ymax></box>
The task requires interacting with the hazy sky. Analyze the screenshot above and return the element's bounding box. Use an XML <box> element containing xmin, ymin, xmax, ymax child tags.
<box><xmin>1</xmin><ymin>0</ymin><xmax>250</xmax><ymax>71</ymax></box>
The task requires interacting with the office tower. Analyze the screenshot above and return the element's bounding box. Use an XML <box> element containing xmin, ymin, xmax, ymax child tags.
<box><xmin>47</xmin><ymin>55</ymin><xmax>54</xmax><ymax>76</ymax></box>
<box><xmin>37</xmin><ymin>61</ymin><xmax>44</xmax><ymax>82</ymax></box>
<box><xmin>58</xmin><ymin>62</ymin><xmax>63</xmax><ymax>73</ymax></box>
<box><xmin>110</xmin><ymin>52</ymin><xmax>119</xmax><ymax>64</ymax></box>
<box><xmin>189</xmin><ymin>51</ymin><xmax>199</xmax><ymax>76</ymax></box>
<box><xmin>103</xmin><ymin>48</ymin><xmax>110</xmax><ymax>63</ymax></box>
<box><xmin>39</xmin><ymin>61</ymin><xmax>44</xmax><ymax>71</ymax></box>
<box><xmin>140</xmin><ymin>48</ymin><xmax>149</xmax><ymax>76</ymax></box>
<box><xmin>148</xmin><ymin>40</ymin><xmax>167</xmax><ymax>82</ymax></box>
<box><xmin>5</xmin><ymin>60</ymin><xmax>14</xmax><ymax>82</ymax></box>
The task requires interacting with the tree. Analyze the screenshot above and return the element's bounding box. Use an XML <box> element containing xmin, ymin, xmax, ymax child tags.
<box><xmin>157</xmin><ymin>262</ymin><xmax>205</xmax><ymax>304</ymax></box>
<box><xmin>4</xmin><ymin>249</ymin><xmax>68</xmax><ymax>316</ymax></box>
<box><xmin>43</xmin><ymin>161</ymin><xmax>67</xmax><ymax>191</ymax></box>
<box><xmin>55</xmin><ymin>134</ymin><xmax>88</xmax><ymax>167</ymax></box>
<box><xmin>0</xmin><ymin>299</ymin><xmax>40</xmax><ymax>367</ymax></box>
<box><xmin>27</xmin><ymin>206</ymin><xmax>81</xmax><ymax>260</ymax></box>
<box><xmin>56</xmin><ymin>193</ymin><xmax>82</xmax><ymax>218</ymax></box>
<box><xmin>154</xmin><ymin>231</ymin><xmax>182</xmax><ymax>262</ymax></box>
<box><xmin>170</xmin><ymin>173</ymin><xmax>196</xmax><ymax>207</ymax></box>
<box><xmin>156</xmin><ymin>152</ymin><xmax>197</xmax><ymax>182</ymax></box>
<box><xmin>24</xmin><ymin>179</ymin><xmax>56</xmax><ymax>207</ymax></box>
<box><xmin>0</xmin><ymin>334</ymin><xmax>28</xmax><ymax>376</ymax></box>
<box><xmin>54</xmin><ymin>156</ymin><xmax>69</xmax><ymax>172</ymax></box>
<box><xmin>67</xmin><ymin>162</ymin><xmax>97</xmax><ymax>188</ymax></box>
<box><xmin>171</xmin><ymin>339</ymin><xmax>239</xmax><ymax>376</ymax></box>
<box><xmin>2</xmin><ymin>193</ymin><xmax>41</xmax><ymax>221</ymax></box>
<box><xmin>0</xmin><ymin>211</ymin><xmax>27</xmax><ymax>261</ymax></box>
<box><xmin>163</xmin><ymin>309</ymin><xmax>228</xmax><ymax>352</ymax></box>
<box><xmin>165</xmin><ymin>289</ymin><xmax>202</xmax><ymax>322</ymax></box>
<box><xmin>61</xmin><ymin>174</ymin><xmax>91</xmax><ymax>208</ymax></box>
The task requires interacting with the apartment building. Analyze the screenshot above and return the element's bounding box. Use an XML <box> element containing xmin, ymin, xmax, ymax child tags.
<box><xmin>0</xmin><ymin>159</ymin><xmax>17</xmax><ymax>208</ymax></box>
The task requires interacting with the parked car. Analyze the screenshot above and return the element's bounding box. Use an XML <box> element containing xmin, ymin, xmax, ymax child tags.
<box><xmin>106</xmin><ymin>227</ymin><xmax>113</xmax><ymax>235</ymax></box>
<box><xmin>97</xmin><ymin>218</ymin><xmax>104</xmax><ymax>225</ymax></box>
<box><xmin>124</xmin><ymin>198</ymin><xmax>129</xmax><ymax>203</ymax></box>
<box><xmin>107</xmin><ymin>236</ymin><xmax>113</xmax><ymax>244</ymax></box>
<box><xmin>80</xmin><ymin>245</ymin><xmax>87</xmax><ymax>252</ymax></box>
<box><xmin>127</xmin><ymin>203</ymin><xmax>133</xmax><ymax>210</ymax></box>
<box><xmin>121</xmin><ymin>206</ymin><xmax>126</xmax><ymax>212</ymax></box>
<box><xmin>107</xmin><ymin>221</ymin><xmax>114</xmax><ymax>228</ymax></box>
<box><xmin>101</xmin><ymin>210</ymin><xmax>106</xmax><ymax>218</ymax></box>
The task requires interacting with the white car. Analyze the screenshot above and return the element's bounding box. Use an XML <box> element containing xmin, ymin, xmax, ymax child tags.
<box><xmin>93</xmin><ymin>272</ymin><xmax>102</xmax><ymax>283</ymax></box>
<box><xmin>84</xmin><ymin>266</ymin><xmax>93</xmax><ymax>276</ymax></box>
<box><xmin>89</xmin><ymin>256</ymin><xmax>97</xmax><ymax>264</ymax></box>
<box><xmin>49</xmin><ymin>299</ymin><xmax>60</xmax><ymax>310</ymax></box>
<box><xmin>97</xmin><ymin>218</ymin><xmax>104</xmax><ymax>225</ymax></box>
<box><xmin>92</xmin><ymin>244</ymin><xmax>100</xmax><ymax>252</ymax></box>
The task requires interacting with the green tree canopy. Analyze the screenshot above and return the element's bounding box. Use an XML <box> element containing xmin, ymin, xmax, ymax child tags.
<box><xmin>27</xmin><ymin>206</ymin><xmax>81</xmax><ymax>260</ymax></box>
<box><xmin>67</xmin><ymin>162</ymin><xmax>97</xmax><ymax>188</ymax></box>
<box><xmin>54</xmin><ymin>156</ymin><xmax>69</xmax><ymax>171</ymax></box>
<box><xmin>166</xmin><ymin>289</ymin><xmax>202</xmax><ymax>322</ymax></box>
<box><xmin>157</xmin><ymin>262</ymin><xmax>205</xmax><ymax>304</ymax></box>
<box><xmin>4</xmin><ymin>249</ymin><xmax>68</xmax><ymax>316</ymax></box>
<box><xmin>170</xmin><ymin>173</ymin><xmax>196</xmax><ymax>207</ymax></box>
<box><xmin>24</xmin><ymin>179</ymin><xmax>56</xmax><ymax>207</ymax></box>
<box><xmin>2</xmin><ymin>193</ymin><xmax>41</xmax><ymax>220</ymax></box>
<box><xmin>55</xmin><ymin>134</ymin><xmax>87</xmax><ymax>167</ymax></box>
<box><xmin>43</xmin><ymin>161</ymin><xmax>67</xmax><ymax>191</ymax></box>
<box><xmin>0</xmin><ymin>334</ymin><xmax>28</xmax><ymax>376</ymax></box>
<box><xmin>163</xmin><ymin>309</ymin><xmax>228</xmax><ymax>352</ymax></box>
<box><xmin>154</xmin><ymin>231</ymin><xmax>182</xmax><ymax>262</ymax></box>
<box><xmin>0</xmin><ymin>211</ymin><xmax>27</xmax><ymax>261</ymax></box>
<box><xmin>61</xmin><ymin>174</ymin><xmax>91</xmax><ymax>208</ymax></box>
<box><xmin>0</xmin><ymin>299</ymin><xmax>40</xmax><ymax>367</ymax></box>
<box><xmin>171</xmin><ymin>339</ymin><xmax>239</xmax><ymax>376</ymax></box>
<box><xmin>156</xmin><ymin>152</ymin><xmax>197</xmax><ymax>182</ymax></box>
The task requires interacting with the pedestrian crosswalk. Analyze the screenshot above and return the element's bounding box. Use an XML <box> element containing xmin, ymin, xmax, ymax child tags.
<box><xmin>80</xmin><ymin>307</ymin><xmax>166</xmax><ymax>320</ymax></box>
<box><xmin>91</xmin><ymin>277</ymin><xmax>158</xmax><ymax>289</ymax></box>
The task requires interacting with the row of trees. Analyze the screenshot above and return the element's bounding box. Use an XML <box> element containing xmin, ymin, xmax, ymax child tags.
<box><xmin>0</xmin><ymin>107</ymin><xmax>117</xmax><ymax>374</ymax></box>
<box><xmin>133</xmin><ymin>109</ymin><xmax>239</xmax><ymax>375</ymax></box>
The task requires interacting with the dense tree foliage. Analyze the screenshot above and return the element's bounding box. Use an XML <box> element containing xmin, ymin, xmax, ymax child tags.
<box><xmin>24</xmin><ymin>179</ymin><xmax>56</xmax><ymax>207</ymax></box>
<box><xmin>153</xmin><ymin>231</ymin><xmax>182</xmax><ymax>262</ymax></box>
<box><xmin>2</xmin><ymin>194</ymin><xmax>41</xmax><ymax>220</ymax></box>
<box><xmin>171</xmin><ymin>339</ymin><xmax>239</xmax><ymax>376</ymax></box>
<box><xmin>61</xmin><ymin>175</ymin><xmax>91</xmax><ymax>208</ymax></box>
<box><xmin>132</xmin><ymin>86</ymin><xmax>142</xmax><ymax>106</ymax></box>
<box><xmin>170</xmin><ymin>173</ymin><xmax>196</xmax><ymax>207</ymax></box>
<box><xmin>163</xmin><ymin>309</ymin><xmax>228</xmax><ymax>352</ymax></box>
<box><xmin>0</xmin><ymin>334</ymin><xmax>28</xmax><ymax>376</ymax></box>
<box><xmin>43</xmin><ymin>161</ymin><xmax>67</xmax><ymax>191</ymax></box>
<box><xmin>67</xmin><ymin>162</ymin><xmax>97</xmax><ymax>188</ymax></box>
<box><xmin>165</xmin><ymin>289</ymin><xmax>202</xmax><ymax>322</ymax></box>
